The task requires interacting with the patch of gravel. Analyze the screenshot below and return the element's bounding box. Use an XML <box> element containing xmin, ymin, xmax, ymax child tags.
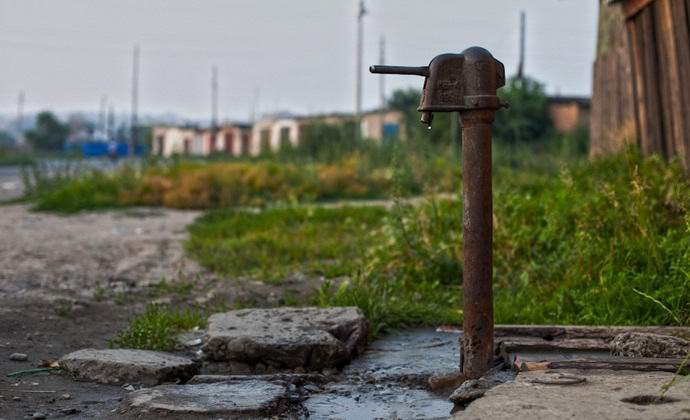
<box><xmin>0</xmin><ymin>204</ymin><xmax>203</xmax><ymax>301</ymax></box>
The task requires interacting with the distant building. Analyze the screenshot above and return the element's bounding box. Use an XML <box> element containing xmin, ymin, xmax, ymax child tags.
<box><xmin>215</xmin><ymin>124</ymin><xmax>252</xmax><ymax>157</ymax></box>
<box><xmin>360</xmin><ymin>110</ymin><xmax>406</xmax><ymax>142</ymax></box>
<box><xmin>546</xmin><ymin>96</ymin><xmax>591</xmax><ymax>135</ymax></box>
<box><xmin>152</xmin><ymin>123</ymin><xmax>251</xmax><ymax>157</ymax></box>
<box><xmin>250</xmin><ymin>110</ymin><xmax>406</xmax><ymax>156</ymax></box>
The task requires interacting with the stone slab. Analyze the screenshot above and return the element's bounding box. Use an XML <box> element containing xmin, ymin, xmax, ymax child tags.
<box><xmin>202</xmin><ymin>307</ymin><xmax>367</xmax><ymax>370</ymax></box>
<box><xmin>343</xmin><ymin>328</ymin><xmax>460</xmax><ymax>385</ymax></box>
<box><xmin>122</xmin><ymin>380</ymin><xmax>288</xmax><ymax>419</ymax></box>
<box><xmin>59</xmin><ymin>349</ymin><xmax>198</xmax><ymax>386</ymax></box>
<box><xmin>453</xmin><ymin>369</ymin><xmax>690</xmax><ymax>420</ymax></box>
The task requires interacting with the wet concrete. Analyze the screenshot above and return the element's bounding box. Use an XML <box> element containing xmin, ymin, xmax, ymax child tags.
<box><xmin>344</xmin><ymin>328</ymin><xmax>460</xmax><ymax>385</ymax></box>
<box><xmin>299</xmin><ymin>328</ymin><xmax>461</xmax><ymax>419</ymax></box>
<box><xmin>304</xmin><ymin>383</ymin><xmax>453</xmax><ymax>420</ymax></box>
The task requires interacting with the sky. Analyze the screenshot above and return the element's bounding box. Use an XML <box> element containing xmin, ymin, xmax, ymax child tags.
<box><xmin>0</xmin><ymin>0</ymin><xmax>598</xmax><ymax>123</ymax></box>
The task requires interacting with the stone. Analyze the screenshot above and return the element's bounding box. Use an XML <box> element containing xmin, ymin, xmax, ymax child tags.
<box><xmin>453</xmin><ymin>369</ymin><xmax>690</xmax><ymax>420</ymax></box>
<box><xmin>59</xmin><ymin>349</ymin><xmax>198</xmax><ymax>386</ymax></box>
<box><xmin>449</xmin><ymin>368</ymin><xmax>516</xmax><ymax>404</ymax></box>
<box><xmin>202</xmin><ymin>307</ymin><xmax>367</xmax><ymax>370</ymax></box>
<box><xmin>610</xmin><ymin>332</ymin><xmax>689</xmax><ymax>358</ymax></box>
<box><xmin>9</xmin><ymin>353</ymin><xmax>28</xmax><ymax>361</ymax></box>
<box><xmin>123</xmin><ymin>380</ymin><xmax>288</xmax><ymax>418</ymax></box>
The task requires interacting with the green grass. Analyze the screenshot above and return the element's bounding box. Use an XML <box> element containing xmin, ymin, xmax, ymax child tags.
<box><xmin>317</xmin><ymin>149</ymin><xmax>690</xmax><ymax>335</ymax></box>
<box><xmin>186</xmin><ymin>205</ymin><xmax>388</xmax><ymax>283</ymax></box>
<box><xmin>107</xmin><ymin>304</ymin><xmax>206</xmax><ymax>351</ymax></box>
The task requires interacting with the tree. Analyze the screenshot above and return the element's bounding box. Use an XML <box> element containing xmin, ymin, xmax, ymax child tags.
<box><xmin>25</xmin><ymin>111</ymin><xmax>69</xmax><ymax>151</ymax></box>
<box><xmin>387</xmin><ymin>88</ymin><xmax>454</xmax><ymax>146</ymax></box>
<box><xmin>493</xmin><ymin>76</ymin><xmax>552</xmax><ymax>144</ymax></box>
<box><xmin>0</xmin><ymin>130</ymin><xmax>15</xmax><ymax>150</ymax></box>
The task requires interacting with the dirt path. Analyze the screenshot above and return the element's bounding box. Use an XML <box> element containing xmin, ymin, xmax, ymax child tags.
<box><xmin>0</xmin><ymin>204</ymin><xmax>321</xmax><ymax>419</ymax></box>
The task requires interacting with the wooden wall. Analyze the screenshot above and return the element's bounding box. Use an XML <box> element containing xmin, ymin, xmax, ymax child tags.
<box><xmin>590</xmin><ymin>1</ymin><xmax>636</xmax><ymax>157</ymax></box>
<box><xmin>592</xmin><ymin>0</ymin><xmax>690</xmax><ymax>171</ymax></box>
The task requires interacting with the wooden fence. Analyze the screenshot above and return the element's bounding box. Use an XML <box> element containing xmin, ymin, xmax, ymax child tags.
<box><xmin>591</xmin><ymin>0</ymin><xmax>690</xmax><ymax>171</ymax></box>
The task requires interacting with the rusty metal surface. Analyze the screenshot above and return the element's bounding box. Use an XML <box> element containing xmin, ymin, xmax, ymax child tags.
<box><xmin>460</xmin><ymin>110</ymin><xmax>495</xmax><ymax>379</ymax></box>
<box><xmin>370</xmin><ymin>47</ymin><xmax>505</xmax><ymax>380</ymax></box>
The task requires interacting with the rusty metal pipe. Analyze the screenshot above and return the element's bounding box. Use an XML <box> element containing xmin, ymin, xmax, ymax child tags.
<box><xmin>460</xmin><ymin>110</ymin><xmax>495</xmax><ymax>379</ymax></box>
<box><xmin>369</xmin><ymin>47</ymin><xmax>505</xmax><ymax>381</ymax></box>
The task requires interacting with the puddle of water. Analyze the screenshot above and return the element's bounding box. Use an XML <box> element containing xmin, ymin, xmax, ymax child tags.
<box><xmin>304</xmin><ymin>384</ymin><xmax>453</xmax><ymax>419</ymax></box>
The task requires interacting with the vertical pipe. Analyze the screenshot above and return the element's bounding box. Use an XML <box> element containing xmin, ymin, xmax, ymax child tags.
<box><xmin>460</xmin><ymin>110</ymin><xmax>494</xmax><ymax>379</ymax></box>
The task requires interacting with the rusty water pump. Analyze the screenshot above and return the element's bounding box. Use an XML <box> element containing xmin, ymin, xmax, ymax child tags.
<box><xmin>371</xmin><ymin>47</ymin><xmax>506</xmax><ymax>379</ymax></box>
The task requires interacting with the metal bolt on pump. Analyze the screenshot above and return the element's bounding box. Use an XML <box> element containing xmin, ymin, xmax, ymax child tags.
<box><xmin>371</xmin><ymin>47</ymin><xmax>506</xmax><ymax>379</ymax></box>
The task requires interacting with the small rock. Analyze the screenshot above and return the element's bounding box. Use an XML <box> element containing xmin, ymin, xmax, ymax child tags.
<box><xmin>59</xmin><ymin>349</ymin><xmax>198</xmax><ymax>386</ymax></box>
<box><xmin>322</xmin><ymin>367</ymin><xmax>338</xmax><ymax>376</ymax></box>
<box><xmin>31</xmin><ymin>413</ymin><xmax>46</xmax><ymax>419</ymax></box>
<box><xmin>9</xmin><ymin>353</ymin><xmax>28</xmax><ymax>362</ymax></box>
<box><xmin>12</xmin><ymin>396</ymin><xmax>21</xmax><ymax>401</ymax></box>
<box><xmin>449</xmin><ymin>368</ymin><xmax>516</xmax><ymax>404</ymax></box>
<box><xmin>303</xmin><ymin>384</ymin><xmax>322</xmax><ymax>393</ymax></box>
<box><xmin>610</xmin><ymin>332</ymin><xmax>689</xmax><ymax>358</ymax></box>
<box><xmin>123</xmin><ymin>385</ymin><xmax>135</xmax><ymax>392</ymax></box>
<box><xmin>61</xmin><ymin>393</ymin><xmax>71</xmax><ymax>400</ymax></box>
<box><xmin>60</xmin><ymin>408</ymin><xmax>80</xmax><ymax>415</ymax></box>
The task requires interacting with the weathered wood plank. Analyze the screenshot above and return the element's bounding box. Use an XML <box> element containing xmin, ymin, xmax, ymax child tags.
<box><xmin>522</xmin><ymin>357</ymin><xmax>688</xmax><ymax>373</ymax></box>
<box><xmin>498</xmin><ymin>337</ymin><xmax>611</xmax><ymax>352</ymax></box>
<box><xmin>622</xmin><ymin>0</ymin><xmax>656</xmax><ymax>20</ymax></box>
<box><xmin>670</xmin><ymin>0</ymin><xmax>690</xmax><ymax>171</ymax></box>
<box><xmin>437</xmin><ymin>325</ymin><xmax>690</xmax><ymax>339</ymax></box>
<box><xmin>654</xmin><ymin>0</ymin><xmax>679</xmax><ymax>157</ymax></box>
<box><xmin>640</xmin><ymin>7</ymin><xmax>666</xmax><ymax>156</ymax></box>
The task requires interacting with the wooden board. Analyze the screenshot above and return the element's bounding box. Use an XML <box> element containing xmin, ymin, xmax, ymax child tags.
<box><xmin>519</xmin><ymin>357</ymin><xmax>688</xmax><ymax>373</ymax></box>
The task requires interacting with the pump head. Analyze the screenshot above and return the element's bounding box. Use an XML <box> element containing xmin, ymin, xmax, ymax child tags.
<box><xmin>370</xmin><ymin>47</ymin><xmax>507</xmax><ymax>127</ymax></box>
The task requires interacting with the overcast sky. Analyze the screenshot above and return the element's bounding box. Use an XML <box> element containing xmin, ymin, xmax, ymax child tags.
<box><xmin>0</xmin><ymin>0</ymin><xmax>598</xmax><ymax>122</ymax></box>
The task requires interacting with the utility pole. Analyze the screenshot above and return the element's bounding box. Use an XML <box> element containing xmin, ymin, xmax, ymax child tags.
<box><xmin>250</xmin><ymin>87</ymin><xmax>260</xmax><ymax>123</ymax></box>
<box><xmin>130</xmin><ymin>45</ymin><xmax>140</xmax><ymax>157</ymax></box>
<box><xmin>16</xmin><ymin>90</ymin><xmax>25</xmax><ymax>146</ymax></box>
<box><xmin>98</xmin><ymin>95</ymin><xmax>107</xmax><ymax>140</ymax></box>
<box><xmin>378</xmin><ymin>35</ymin><xmax>386</xmax><ymax>140</ymax></box>
<box><xmin>355</xmin><ymin>0</ymin><xmax>367</xmax><ymax>140</ymax></box>
<box><xmin>211</xmin><ymin>65</ymin><xmax>219</xmax><ymax>153</ymax></box>
<box><xmin>107</xmin><ymin>105</ymin><xmax>115</xmax><ymax>142</ymax></box>
<box><xmin>517</xmin><ymin>11</ymin><xmax>525</xmax><ymax>80</ymax></box>
<box><xmin>379</xmin><ymin>36</ymin><xmax>385</xmax><ymax>111</ymax></box>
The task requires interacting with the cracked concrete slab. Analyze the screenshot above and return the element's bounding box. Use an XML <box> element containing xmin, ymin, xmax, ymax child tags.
<box><xmin>59</xmin><ymin>349</ymin><xmax>198</xmax><ymax>386</ymax></box>
<box><xmin>121</xmin><ymin>380</ymin><xmax>288</xmax><ymax>419</ymax></box>
<box><xmin>453</xmin><ymin>369</ymin><xmax>690</xmax><ymax>420</ymax></box>
<box><xmin>202</xmin><ymin>307</ymin><xmax>367</xmax><ymax>370</ymax></box>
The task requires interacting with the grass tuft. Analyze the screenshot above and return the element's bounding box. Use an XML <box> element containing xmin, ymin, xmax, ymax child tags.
<box><xmin>107</xmin><ymin>304</ymin><xmax>205</xmax><ymax>351</ymax></box>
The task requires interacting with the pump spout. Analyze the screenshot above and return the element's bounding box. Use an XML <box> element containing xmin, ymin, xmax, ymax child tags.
<box><xmin>369</xmin><ymin>65</ymin><xmax>429</xmax><ymax>77</ymax></box>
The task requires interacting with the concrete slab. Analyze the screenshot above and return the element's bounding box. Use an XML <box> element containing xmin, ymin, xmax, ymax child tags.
<box><xmin>343</xmin><ymin>328</ymin><xmax>460</xmax><ymax>385</ymax></box>
<box><xmin>202</xmin><ymin>307</ymin><xmax>367</xmax><ymax>370</ymax></box>
<box><xmin>453</xmin><ymin>369</ymin><xmax>690</xmax><ymax>420</ymax></box>
<box><xmin>122</xmin><ymin>380</ymin><xmax>288</xmax><ymax>419</ymax></box>
<box><xmin>59</xmin><ymin>349</ymin><xmax>197</xmax><ymax>386</ymax></box>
